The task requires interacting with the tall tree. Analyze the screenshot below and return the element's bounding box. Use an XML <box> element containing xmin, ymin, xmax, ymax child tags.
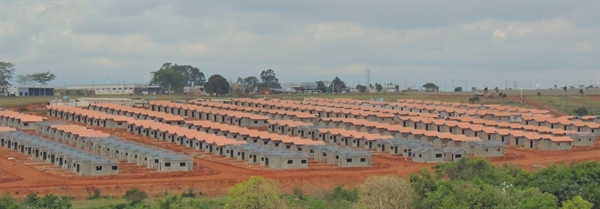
<box><xmin>375</xmin><ymin>83</ymin><xmax>383</xmax><ymax>93</ymax></box>
<box><xmin>0</xmin><ymin>61</ymin><xmax>16</xmax><ymax>95</ymax></box>
<box><xmin>205</xmin><ymin>74</ymin><xmax>230</xmax><ymax>96</ymax></box>
<box><xmin>329</xmin><ymin>76</ymin><xmax>346</xmax><ymax>93</ymax></box>
<box><xmin>170</xmin><ymin>63</ymin><xmax>205</xmax><ymax>86</ymax></box>
<box><xmin>236</xmin><ymin>77</ymin><xmax>243</xmax><ymax>84</ymax></box>
<box><xmin>260</xmin><ymin>69</ymin><xmax>281</xmax><ymax>88</ymax></box>
<box><xmin>149</xmin><ymin>68</ymin><xmax>186</xmax><ymax>94</ymax></box>
<box><xmin>16</xmin><ymin>72</ymin><xmax>56</xmax><ymax>85</ymax></box>
<box><xmin>316</xmin><ymin>81</ymin><xmax>328</xmax><ymax>93</ymax></box>
<box><xmin>243</xmin><ymin>76</ymin><xmax>259</xmax><ymax>93</ymax></box>
<box><xmin>356</xmin><ymin>84</ymin><xmax>368</xmax><ymax>93</ymax></box>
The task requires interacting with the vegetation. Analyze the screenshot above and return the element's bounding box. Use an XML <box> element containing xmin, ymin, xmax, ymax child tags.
<box><xmin>149</xmin><ymin>62</ymin><xmax>205</xmax><ymax>93</ymax></box>
<box><xmin>422</xmin><ymin>83</ymin><xmax>439</xmax><ymax>91</ymax></box>
<box><xmin>573</xmin><ymin>107</ymin><xmax>589</xmax><ymax>116</ymax></box>
<box><xmin>315</xmin><ymin>81</ymin><xmax>327</xmax><ymax>93</ymax></box>
<box><xmin>16</xmin><ymin>71</ymin><xmax>56</xmax><ymax>85</ymax></box>
<box><xmin>88</xmin><ymin>189</ymin><xmax>102</xmax><ymax>200</ymax></box>
<box><xmin>0</xmin><ymin>193</ymin><xmax>72</xmax><ymax>209</ymax></box>
<box><xmin>123</xmin><ymin>188</ymin><xmax>148</xmax><ymax>205</ymax></box>
<box><xmin>329</xmin><ymin>77</ymin><xmax>346</xmax><ymax>93</ymax></box>
<box><xmin>224</xmin><ymin>176</ymin><xmax>287</xmax><ymax>209</ymax></box>
<box><xmin>454</xmin><ymin>87</ymin><xmax>462</xmax><ymax>92</ymax></box>
<box><xmin>468</xmin><ymin>96</ymin><xmax>480</xmax><ymax>104</ymax></box>
<box><xmin>205</xmin><ymin>74</ymin><xmax>230</xmax><ymax>96</ymax></box>
<box><xmin>356</xmin><ymin>84</ymin><xmax>367</xmax><ymax>93</ymax></box>
<box><xmin>357</xmin><ymin>175</ymin><xmax>413</xmax><ymax>209</ymax></box>
<box><xmin>0</xmin><ymin>61</ymin><xmax>16</xmax><ymax>95</ymax></box>
<box><xmin>374</xmin><ymin>83</ymin><xmax>383</xmax><ymax>93</ymax></box>
<box><xmin>259</xmin><ymin>69</ymin><xmax>281</xmax><ymax>89</ymax></box>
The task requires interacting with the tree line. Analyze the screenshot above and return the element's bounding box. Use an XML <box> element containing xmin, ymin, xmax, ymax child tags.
<box><xmin>0</xmin><ymin>61</ymin><xmax>57</xmax><ymax>96</ymax></box>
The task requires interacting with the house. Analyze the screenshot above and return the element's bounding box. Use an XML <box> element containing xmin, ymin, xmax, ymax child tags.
<box><xmin>411</xmin><ymin>147</ymin><xmax>445</xmax><ymax>163</ymax></box>
<box><xmin>442</xmin><ymin>148</ymin><xmax>467</xmax><ymax>162</ymax></box>
<box><xmin>463</xmin><ymin>141</ymin><xmax>505</xmax><ymax>157</ymax></box>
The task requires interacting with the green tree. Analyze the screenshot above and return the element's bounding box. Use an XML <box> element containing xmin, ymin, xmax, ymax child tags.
<box><xmin>561</xmin><ymin>195</ymin><xmax>594</xmax><ymax>209</ymax></box>
<box><xmin>316</xmin><ymin>81</ymin><xmax>328</xmax><ymax>93</ymax></box>
<box><xmin>374</xmin><ymin>83</ymin><xmax>383</xmax><ymax>93</ymax></box>
<box><xmin>23</xmin><ymin>193</ymin><xmax>38</xmax><ymax>205</ymax></box>
<box><xmin>573</xmin><ymin>107</ymin><xmax>588</xmax><ymax>116</ymax></box>
<box><xmin>484</xmin><ymin>87</ymin><xmax>489</xmax><ymax>94</ymax></box>
<box><xmin>123</xmin><ymin>188</ymin><xmax>148</xmax><ymax>205</ymax></box>
<box><xmin>0</xmin><ymin>193</ymin><xmax>20</xmax><ymax>209</ymax></box>
<box><xmin>205</xmin><ymin>74</ymin><xmax>230</xmax><ymax>96</ymax></box>
<box><xmin>32</xmin><ymin>72</ymin><xmax>56</xmax><ymax>85</ymax></box>
<box><xmin>170</xmin><ymin>63</ymin><xmax>205</xmax><ymax>86</ymax></box>
<box><xmin>356</xmin><ymin>85</ymin><xmax>367</xmax><ymax>93</ymax></box>
<box><xmin>243</xmin><ymin>76</ymin><xmax>259</xmax><ymax>93</ymax></box>
<box><xmin>454</xmin><ymin>87</ymin><xmax>462</xmax><ymax>92</ymax></box>
<box><xmin>33</xmin><ymin>194</ymin><xmax>72</xmax><ymax>209</ymax></box>
<box><xmin>324</xmin><ymin>184</ymin><xmax>359</xmax><ymax>203</ymax></box>
<box><xmin>329</xmin><ymin>77</ymin><xmax>346</xmax><ymax>93</ymax></box>
<box><xmin>150</xmin><ymin>66</ymin><xmax>186</xmax><ymax>94</ymax></box>
<box><xmin>422</xmin><ymin>83</ymin><xmax>439</xmax><ymax>91</ymax></box>
<box><xmin>358</xmin><ymin>175</ymin><xmax>414</xmax><ymax>209</ymax></box>
<box><xmin>0</xmin><ymin>61</ymin><xmax>16</xmax><ymax>95</ymax></box>
<box><xmin>510</xmin><ymin>187</ymin><xmax>559</xmax><ymax>209</ymax></box>
<box><xmin>225</xmin><ymin>176</ymin><xmax>287</xmax><ymax>209</ymax></box>
<box><xmin>468</xmin><ymin>96</ymin><xmax>480</xmax><ymax>104</ymax></box>
<box><xmin>260</xmin><ymin>69</ymin><xmax>281</xmax><ymax>88</ymax></box>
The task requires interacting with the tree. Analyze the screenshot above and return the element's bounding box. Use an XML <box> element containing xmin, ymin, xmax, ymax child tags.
<box><xmin>205</xmin><ymin>74</ymin><xmax>230</xmax><ymax>96</ymax></box>
<box><xmin>260</xmin><ymin>69</ymin><xmax>281</xmax><ymax>88</ymax></box>
<box><xmin>170</xmin><ymin>63</ymin><xmax>205</xmax><ymax>86</ymax></box>
<box><xmin>484</xmin><ymin>87</ymin><xmax>489</xmax><ymax>94</ymax></box>
<box><xmin>356</xmin><ymin>85</ymin><xmax>368</xmax><ymax>93</ymax></box>
<box><xmin>374</xmin><ymin>83</ymin><xmax>383</xmax><ymax>93</ymax></box>
<box><xmin>494</xmin><ymin>87</ymin><xmax>499</xmax><ymax>92</ymax></box>
<box><xmin>150</xmin><ymin>65</ymin><xmax>186</xmax><ymax>94</ymax></box>
<box><xmin>579</xmin><ymin>89</ymin><xmax>584</xmax><ymax>96</ymax></box>
<box><xmin>358</xmin><ymin>175</ymin><xmax>414</xmax><ymax>209</ymax></box>
<box><xmin>16</xmin><ymin>72</ymin><xmax>56</xmax><ymax>85</ymax></box>
<box><xmin>316</xmin><ymin>81</ymin><xmax>328</xmax><ymax>93</ymax></box>
<box><xmin>0</xmin><ymin>61</ymin><xmax>16</xmax><ymax>95</ymax></box>
<box><xmin>32</xmin><ymin>194</ymin><xmax>72</xmax><ymax>209</ymax></box>
<box><xmin>123</xmin><ymin>188</ymin><xmax>148</xmax><ymax>205</ymax></box>
<box><xmin>561</xmin><ymin>195</ymin><xmax>594</xmax><ymax>209</ymax></box>
<box><xmin>422</xmin><ymin>83</ymin><xmax>439</xmax><ymax>91</ymax></box>
<box><xmin>243</xmin><ymin>76</ymin><xmax>259</xmax><ymax>93</ymax></box>
<box><xmin>224</xmin><ymin>176</ymin><xmax>287</xmax><ymax>209</ymax></box>
<box><xmin>329</xmin><ymin>77</ymin><xmax>346</xmax><ymax>93</ymax></box>
<box><xmin>395</xmin><ymin>85</ymin><xmax>400</xmax><ymax>91</ymax></box>
<box><xmin>454</xmin><ymin>87</ymin><xmax>462</xmax><ymax>92</ymax></box>
<box><xmin>573</xmin><ymin>107</ymin><xmax>588</xmax><ymax>116</ymax></box>
<box><xmin>563</xmin><ymin>86</ymin><xmax>568</xmax><ymax>96</ymax></box>
<box><xmin>468</xmin><ymin>96</ymin><xmax>480</xmax><ymax>104</ymax></box>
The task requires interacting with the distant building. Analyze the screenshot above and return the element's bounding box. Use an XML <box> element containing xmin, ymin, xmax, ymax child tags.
<box><xmin>67</xmin><ymin>84</ymin><xmax>160</xmax><ymax>95</ymax></box>
<box><xmin>281</xmin><ymin>82</ymin><xmax>318</xmax><ymax>93</ymax></box>
<box><xmin>8</xmin><ymin>85</ymin><xmax>54</xmax><ymax>96</ymax></box>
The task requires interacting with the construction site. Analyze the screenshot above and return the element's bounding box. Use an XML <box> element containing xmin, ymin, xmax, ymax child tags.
<box><xmin>1</xmin><ymin>96</ymin><xmax>600</xmax><ymax>199</ymax></box>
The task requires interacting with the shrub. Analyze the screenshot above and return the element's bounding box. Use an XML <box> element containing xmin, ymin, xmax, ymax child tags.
<box><xmin>123</xmin><ymin>188</ymin><xmax>147</xmax><ymax>205</ymax></box>
<box><xmin>181</xmin><ymin>188</ymin><xmax>196</xmax><ymax>198</ymax></box>
<box><xmin>87</xmin><ymin>189</ymin><xmax>101</xmax><ymax>200</ymax></box>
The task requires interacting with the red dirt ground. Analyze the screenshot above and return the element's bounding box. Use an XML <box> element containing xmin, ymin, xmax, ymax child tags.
<box><xmin>0</xmin><ymin>104</ymin><xmax>599</xmax><ymax>200</ymax></box>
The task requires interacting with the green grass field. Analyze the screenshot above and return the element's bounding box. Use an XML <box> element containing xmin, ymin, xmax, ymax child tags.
<box><xmin>71</xmin><ymin>196</ymin><xmax>226</xmax><ymax>209</ymax></box>
<box><xmin>528</xmin><ymin>95</ymin><xmax>600</xmax><ymax>115</ymax></box>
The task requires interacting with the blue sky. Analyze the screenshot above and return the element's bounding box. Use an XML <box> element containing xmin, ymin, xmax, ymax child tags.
<box><xmin>1</xmin><ymin>1</ymin><xmax>598</xmax><ymax>90</ymax></box>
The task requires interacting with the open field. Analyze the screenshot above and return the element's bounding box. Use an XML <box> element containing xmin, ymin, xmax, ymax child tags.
<box><xmin>1</xmin><ymin>93</ymin><xmax>600</xmax><ymax>202</ymax></box>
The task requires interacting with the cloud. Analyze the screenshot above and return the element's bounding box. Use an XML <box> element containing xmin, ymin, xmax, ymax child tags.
<box><xmin>0</xmin><ymin>1</ymin><xmax>597</xmax><ymax>89</ymax></box>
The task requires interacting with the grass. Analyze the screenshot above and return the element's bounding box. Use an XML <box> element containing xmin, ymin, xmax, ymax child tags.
<box><xmin>72</xmin><ymin>198</ymin><xmax>129</xmax><ymax>209</ymax></box>
<box><xmin>528</xmin><ymin>95</ymin><xmax>600</xmax><ymax>115</ymax></box>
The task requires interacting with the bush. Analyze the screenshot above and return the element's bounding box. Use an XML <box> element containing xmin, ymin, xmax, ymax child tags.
<box><xmin>573</xmin><ymin>107</ymin><xmax>588</xmax><ymax>116</ymax></box>
<box><xmin>181</xmin><ymin>188</ymin><xmax>196</xmax><ymax>198</ymax></box>
<box><xmin>87</xmin><ymin>189</ymin><xmax>101</xmax><ymax>200</ymax></box>
<box><xmin>123</xmin><ymin>188</ymin><xmax>147</xmax><ymax>205</ymax></box>
<box><xmin>292</xmin><ymin>187</ymin><xmax>305</xmax><ymax>200</ymax></box>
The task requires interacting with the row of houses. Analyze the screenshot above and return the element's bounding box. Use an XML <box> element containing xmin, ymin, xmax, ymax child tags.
<box><xmin>47</xmin><ymin>106</ymin><xmax>134</xmax><ymax>129</ymax></box>
<box><xmin>0</xmin><ymin>110</ymin><xmax>45</xmax><ymax>130</ymax></box>
<box><xmin>228</xmin><ymin>99</ymin><xmax>594</xmax><ymax>150</ymax></box>
<box><xmin>0</xmin><ymin>129</ymin><xmax>119</xmax><ymax>176</ymax></box>
<box><xmin>85</xmin><ymin>103</ymin><xmax>186</xmax><ymax>125</ymax></box>
<box><xmin>35</xmin><ymin>123</ymin><xmax>193</xmax><ymax>172</ymax></box>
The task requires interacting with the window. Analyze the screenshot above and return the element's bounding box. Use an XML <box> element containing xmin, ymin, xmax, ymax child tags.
<box><xmin>455</xmin><ymin>154</ymin><xmax>462</xmax><ymax>158</ymax></box>
<box><xmin>254</xmin><ymin>121</ymin><xmax>258</xmax><ymax>124</ymax></box>
<box><xmin>24</xmin><ymin>123</ymin><xmax>28</xmax><ymax>126</ymax></box>
<box><xmin>155</xmin><ymin>159</ymin><xmax>159</xmax><ymax>163</ymax></box>
<box><xmin>497</xmin><ymin>149</ymin><xmax>500</xmax><ymax>152</ymax></box>
<box><xmin>112</xmin><ymin>166</ymin><xmax>118</xmax><ymax>170</ymax></box>
<box><xmin>287</xmin><ymin>160</ymin><xmax>293</xmax><ymax>164</ymax></box>
<box><xmin>404</xmin><ymin>149</ymin><xmax>407</xmax><ymax>153</ymax></box>
<box><xmin>261</xmin><ymin>157</ymin><xmax>264</xmax><ymax>161</ymax></box>
<box><xmin>579</xmin><ymin>138</ymin><xmax>581</xmax><ymax>141</ymax></box>
<box><xmin>569</xmin><ymin>143</ymin><xmax>572</xmax><ymax>146</ymax></box>
<box><xmin>335</xmin><ymin>155</ymin><xmax>339</xmax><ymax>159</ymax></box>
<box><xmin>301</xmin><ymin>160</ymin><xmax>307</xmax><ymax>164</ymax></box>
<box><xmin>323</xmin><ymin>153</ymin><xmax>327</xmax><ymax>157</ymax></box>
<box><xmin>419</xmin><ymin>154</ymin><xmax>422</xmax><ymax>158</ymax></box>
<box><xmin>165</xmin><ymin>162</ymin><xmax>171</xmax><ymax>167</ymax></box>
<box><xmin>347</xmin><ymin>158</ymin><xmax>352</xmax><ymax>163</ymax></box>
<box><xmin>360</xmin><ymin>158</ymin><xmax>366</xmax><ymax>162</ymax></box>
<box><xmin>435</xmin><ymin>154</ymin><xmax>442</xmax><ymax>158</ymax></box>
<box><xmin>95</xmin><ymin>166</ymin><xmax>102</xmax><ymax>171</ymax></box>
<box><xmin>485</xmin><ymin>148</ymin><xmax>489</xmax><ymax>152</ymax></box>
<box><xmin>180</xmin><ymin>162</ymin><xmax>186</xmax><ymax>167</ymax></box>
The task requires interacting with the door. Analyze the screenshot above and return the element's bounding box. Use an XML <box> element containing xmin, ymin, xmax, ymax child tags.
<box><xmin>230</xmin><ymin>150</ymin><xmax>234</xmax><ymax>158</ymax></box>
<box><xmin>394</xmin><ymin>146</ymin><xmax>398</xmax><ymax>154</ymax></box>
<box><xmin>382</xmin><ymin>145</ymin><xmax>386</xmax><ymax>152</ymax></box>
<box><xmin>530</xmin><ymin>141</ymin><xmax>533</xmax><ymax>148</ymax></box>
<box><xmin>242</xmin><ymin>153</ymin><xmax>245</xmax><ymax>160</ymax></box>
<box><xmin>253</xmin><ymin>155</ymin><xmax>257</xmax><ymax>163</ymax></box>
<box><xmin>265</xmin><ymin>158</ymin><xmax>269</xmax><ymax>166</ymax></box>
<box><xmin>369</xmin><ymin>142</ymin><xmax>373</xmax><ymax>149</ymax></box>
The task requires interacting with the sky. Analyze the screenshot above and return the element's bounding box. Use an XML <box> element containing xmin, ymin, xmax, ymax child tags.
<box><xmin>1</xmin><ymin>1</ymin><xmax>599</xmax><ymax>91</ymax></box>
